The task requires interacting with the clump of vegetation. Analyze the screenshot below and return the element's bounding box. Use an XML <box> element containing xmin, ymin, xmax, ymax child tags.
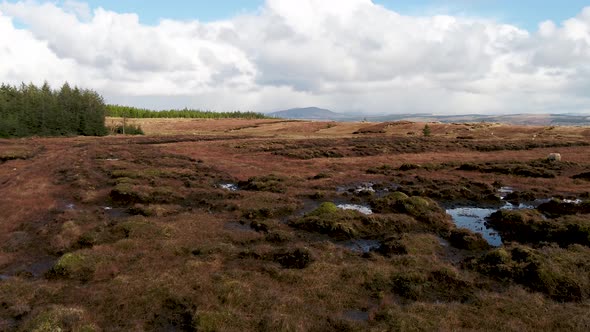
<box><xmin>391</xmin><ymin>267</ymin><xmax>474</xmax><ymax>302</ymax></box>
<box><xmin>109</xmin><ymin>123</ymin><xmax>144</xmax><ymax>135</ymax></box>
<box><xmin>422</xmin><ymin>124</ymin><xmax>431</xmax><ymax>137</ymax></box>
<box><xmin>113</xmin><ymin>218</ymin><xmax>168</xmax><ymax>240</ymax></box>
<box><xmin>128</xmin><ymin>204</ymin><xmax>182</xmax><ymax>217</ymax></box>
<box><xmin>147</xmin><ymin>298</ymin><xmax>196</xmax><ymax>331</ymax></box>
<box><xmin>289</xmin><ymin>202</ymin><xmax>360</xmax><ymax>239</ymax></box>
<box><xmin>487</xmin><ymin>209</ymin><xmax>590</xmax><ymax>247</ymax></box>
<box><xmin>366</xmin><ymin>164</ymin><xmax>395</xmax><ymax>175</ymax></box>
<box><xmin>0</xmin><ymin>145</ymin><xmax>43</xmax><ymax>163</ymax></box>
<box><xmin>0</xmin><ymin>81</ymin><xmax>107</xmax><ymax>137</ymax></box>
<box><xmin>393</xmin><ymin>178</ymin><xmax>500</xmax><ymax>206</ymax></box>
<box><xmin>311</xmin><ymin>172</ymin><xmax>331</xmax><ymax>180</ymax></box>
<box><xmin>572</xmin><ymin>171</ymin><xmax>590</xmax><ymax>181</ymax></box>
<box><xmin>448</xmin><ymin>228</ymin><xmax>490</xmax><ymax>250</ymax></box>
<box><xmin>239</xmin><ymin>174</ymin><xmax>287</xmax><ymax>193</ymax></box>
<box><xmin>20</xmin><ymin>305</ymin><xmax>96</xmax><ymax>332</ymax></box>
<box><xmin>370</xmin><ymin>192</ymin><xmax>453</xmax><ymax>232</ymax></box>
<box><xmin>290</xmin><ymin>202</ymin><xmax>420</xmax><ymax>240</ymax></box>
<box><xmin>273</xmin><ymin>248</ymin><xmax>313</xmax><ymax>269</ymax></box>
<box><xmin>377</xmin><ymin>233</ymin><xmax>443</xmax><ymax>257</ymax></box>
<box><xmin>465</xmin><ymin>245</ymin><xmax>590</xmax><ymax>302</ymax></box>
<box><xmin>399</xmin><ymin>163</ymin><xmax>422</xmax><ymax>171</ymax></box>
<box><xmin>457</xmin><ymin>159</ymin><xmax>578</xmax><ymax>178</ymax></box>
<box><xmin>364</xmin><ymin>258</ymin><xmax>476</xmax><ymax>303</ymax></box>
<box><xmin>504</xmin><ymin>190</ymin><xmax>538</xmax><ymax>204</ymax></box>
<box><xmin>274</xmin><ymin>148</ymin><xmax>345</xmax><ymax>159</ymax></box>
<box><xmin>109</xmin><ymin>183</ymin><xmax>148</xmax><ymax>204</ymax></box>
<box><xmin>47</xmin><ymin>252</ymin><xmax>96</xmax><ymax>281</ymax></box>
<box><xmin>537</xmin><ymin>199</ymin><xmax>590</xmax><ymax>217</ymax></box>
<box><xmin>110</xmin><ymin>183</ymin><xmax>181</xmax><ymax>205</ymax></box>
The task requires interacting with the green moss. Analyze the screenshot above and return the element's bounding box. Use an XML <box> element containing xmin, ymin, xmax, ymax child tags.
<box><xmin>483</xmin><ymin>248</ymin><xmax>512</xmax><ymax>265</ymax></box>
<box><xmin>49</xmin><ymin>253</ymin><xmax>96</xmax><ymax>282</ymax></box>
<box><xmin>401</xmin><ymin>196</ymin><xmax>432</xmax><ymax>216</ymax></box>
<box><xmin>390</xmin><ymin>191</ymin><xmax>409</xmax><ymax>200</ymax></box>
<box><xmin>307</xmin><ymin>202</ymin><xmax>338</xmax><ymax>216</ymax></box>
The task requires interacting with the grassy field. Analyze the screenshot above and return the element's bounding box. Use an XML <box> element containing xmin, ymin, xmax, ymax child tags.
<box><xmin>1</xmin><ymin>119</ymin><xmax>590</xmax><ymax>331</ymax></box>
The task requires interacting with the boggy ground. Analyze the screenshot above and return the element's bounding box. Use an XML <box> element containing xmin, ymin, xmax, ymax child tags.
<box><xmin>1</xmin><ymin>119</ymin><xmax>590</xmax><ymax>331</ymax></box>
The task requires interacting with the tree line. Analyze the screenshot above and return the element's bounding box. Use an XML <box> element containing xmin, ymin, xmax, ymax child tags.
<box><xmin>0</xmin><ymin>82</ymin><xmax>107</xmax><ymax>138</ymax></box>
<box><xmin>106</xmin><ymin>105</ymin><xmax>271</xmax><ymax>119</ymax></box>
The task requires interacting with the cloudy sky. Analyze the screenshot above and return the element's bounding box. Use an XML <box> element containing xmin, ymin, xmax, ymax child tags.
<box><xmin>1</xmin><ymin>0</ymin><xmax>590</xmax><ymax>114</ymax></box>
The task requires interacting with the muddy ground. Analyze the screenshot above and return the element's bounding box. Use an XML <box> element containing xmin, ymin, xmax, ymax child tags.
<box><xmin>1</xmin><ymin>119</ymin><xmax>589</xmax><ymax>331</ymax></box>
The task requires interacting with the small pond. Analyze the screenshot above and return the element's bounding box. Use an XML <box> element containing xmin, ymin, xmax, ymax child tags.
<box><xmin>446</xmin><ymin>206</ymin><xmax>504</xmax><ymax>247</ymax></box>
<box><xmin>336</xmin><ymin>204</ymin><xmax>373</xmax><ymax>215</ymax></box>
<box><xmin>224</xmin><ymin>221</ymin><xmax>254</xmax><ymax>232</ymax></box>
<box><xmin>342</xmin><ymin>309</ymin><xmax>370</xmax><ymax>322</ymax></box>
<box><xmin>446</xmin><ymin>199</ymin><xmax>551</xmax><ymax>247</ymax></box>
<box><xmin>103</xmin><ymin>207</ymin><xmax>131</xmax><ymax>218</ymax></box>
<box><xmin>219</xmin><ymin>183</ymin><xmax>239</xmax><ymax>191</ymax></box>
<box><xmin>337</xmin><ymin>239</ymin><xmax>381</xmax><ymax>253</ymax></box>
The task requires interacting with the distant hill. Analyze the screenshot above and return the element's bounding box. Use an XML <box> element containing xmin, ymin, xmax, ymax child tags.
<box><xmin>368</xmin><ymin>113</ymin><xmax>590</xmax><ymax>126</ymax></box>
<box><xmin>267</xmin><ymin>108</ymin><xmax>590</xmax><ymax>126</ymax></box>
<box><xmin>268</xmin><ymin>107</ymin><xmax>350</xmax><ymax>120</ymax></box>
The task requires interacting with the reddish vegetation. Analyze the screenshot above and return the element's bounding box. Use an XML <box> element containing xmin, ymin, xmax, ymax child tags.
<box><xmin>1</xmin><ymin>119</ymin><xmax>590</xmax><ymax>331</ymax></box>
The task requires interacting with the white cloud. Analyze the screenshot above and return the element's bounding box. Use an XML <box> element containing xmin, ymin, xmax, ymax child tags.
<box><xmin>0</xmin><ymin>0</ymin><xmax>590</xmax><ymax>114</ymax></box>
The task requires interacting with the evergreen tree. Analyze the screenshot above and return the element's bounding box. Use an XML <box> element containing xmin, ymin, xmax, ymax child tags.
<box><xmin>105</xmin><ymin>104</ymin><xmax>270</xmax><ymax>119</ymax></box>
<box><xmin>0</xmin><ymin>81</ymin><xmax>108</xmax><ymax>138</ymax></box>
<box><xmin>423</xmin><ymin>124</ymin><xmax>431</xmax><ymax>137</ymax></box>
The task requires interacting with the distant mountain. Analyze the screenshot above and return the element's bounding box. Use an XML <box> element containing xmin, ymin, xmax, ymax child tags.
<box><xmin>267</xmin><ymin>108</ymin><xmax>590</xmax><ymax>126</ymax></box>
<box><xmin>268</xmin><ymin>107</ymin><xmax>349</xmax><ymax>120</ymax></box>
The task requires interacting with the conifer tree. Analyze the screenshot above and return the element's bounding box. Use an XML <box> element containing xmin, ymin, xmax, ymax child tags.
<box><xmin>0</xmin><ymin>81</ymin><xmax>108</xmax><ymax>137</ymax></box>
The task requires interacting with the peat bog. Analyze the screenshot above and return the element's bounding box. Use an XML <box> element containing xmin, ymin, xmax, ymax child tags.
<box><xmin>1</xmin><ymin>120</ymin><xmax>590</xmax><ymax>331</ymax></box>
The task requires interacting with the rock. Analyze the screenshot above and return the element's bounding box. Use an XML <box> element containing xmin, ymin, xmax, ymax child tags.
<box><xmin>547</xmin><ymin>153</ymin><xmax>561</xmax><ymax>162</ymax></box>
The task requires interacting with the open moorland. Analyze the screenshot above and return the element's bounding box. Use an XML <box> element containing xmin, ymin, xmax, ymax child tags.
<box><xmin>1</xmin><ymin>118</ymin><xmax>590</xmax><ymax>331</ymax></box>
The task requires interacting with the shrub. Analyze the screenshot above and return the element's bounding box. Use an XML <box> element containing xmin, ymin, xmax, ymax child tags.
<box><xmin>109</xmin><ymin>123</ymin><xmax>144</xmax><ymax>135</ymax></box>
<box><xmin>422</xmin><ymin>124</ymin><xmax>431</xmax><ymax>137</ymax></box>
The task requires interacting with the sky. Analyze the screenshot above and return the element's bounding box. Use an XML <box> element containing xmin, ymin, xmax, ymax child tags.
<box><xmin>1</xmin><ymin>0</ymin><xmax>590</xmax><ymax>114</ymax></box>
